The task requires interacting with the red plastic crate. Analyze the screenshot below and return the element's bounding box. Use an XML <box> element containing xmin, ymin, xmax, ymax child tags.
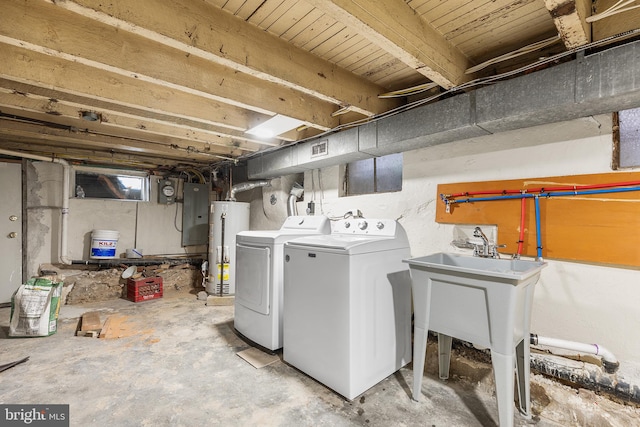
<box><xmin>127</xmin><ymin>277</ymin><xmax>163</xmax><ymax>302</ymax></box>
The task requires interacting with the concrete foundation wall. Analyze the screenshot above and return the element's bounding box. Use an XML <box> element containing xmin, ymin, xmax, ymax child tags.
<box><xmin>248</xmin><ymin>115</ymin><xmax>640</xmax><ymax>386</ymax></box>
<box><xmin>25</xmin><ymin>165</ymin><xmax>205</xmax><ymax>277</ymax></box>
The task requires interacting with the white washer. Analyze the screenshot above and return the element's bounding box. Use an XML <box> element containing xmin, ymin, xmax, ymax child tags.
<box><xmin>283</xmin><ymin>218</ymin><xmax>412</xmax><ymax>400</ymax></box>
<box><xmin>234</xmin><ymin>215</ymin><xmax>331</xmax><ymax>350</ymax></box>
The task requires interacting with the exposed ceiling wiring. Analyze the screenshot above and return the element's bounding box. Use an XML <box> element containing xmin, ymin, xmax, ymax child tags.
<box><xmin>587</xmin><ymin>0</ymin><xmax>640</xmax><ymax>23</ymax></box>
<box><xmin>378</xmin><ymin>82</ymin><xmax>439</xmax><ymax>98</ymax></box>
<box><xmin>464</xmin><ymin>35</ymin><xmax>561</xmax><ymax>74</ymax></box>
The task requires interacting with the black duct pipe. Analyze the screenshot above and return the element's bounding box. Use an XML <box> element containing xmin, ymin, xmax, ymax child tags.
<box><xmin>530</xmin><ymin>356</ymin><xmax>640</xmax><ymax>405</ymax></box>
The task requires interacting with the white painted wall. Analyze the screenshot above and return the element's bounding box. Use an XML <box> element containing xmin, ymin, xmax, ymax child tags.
<box><xmin>248</xmin><ymin>115</ymin><xmax>640</xmax><ymax>384</ymax></box>
<box><xmin>26</xmin><ymin>165</ymin><xmax>205</xmax><ymax>276</ymax></box>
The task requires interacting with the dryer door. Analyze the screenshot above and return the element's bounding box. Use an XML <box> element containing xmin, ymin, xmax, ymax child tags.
<box><xmin>236</xmin><ymin>243</ymin><xmax>271</xmax><ymax>315</ymax></box>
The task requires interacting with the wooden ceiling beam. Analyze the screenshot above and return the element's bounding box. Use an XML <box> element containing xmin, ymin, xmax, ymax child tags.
<box><xmin>42</xmin><ymin>0</ymin><xmax>398</xmax><ymax>117</ymax></box>
<box><xmin>2</xmin><ymin>1</ymin><xmax>339</xmax><ymax>132</ymax></box>
<box><xmin>304</xmin><ymin>0</ymin><xmax>472</xmax><ymax>88</ymax></box>
<box><xmin>543</xmin><ymin>0</ymin><xmax>591</xmax><ymax>48</ymax></box>
<box><xmin>0</xmin><ymin>44</ymin><xmax>264</xmax><ymax>134</ymax></box>
<box><xmin>0</xmin><ymin>78</ymin><xmax>282</xmax><ymax>148</ymax></box>
<box><xmin>0</xmin><ymin>138</ymin><xmax>199</xmax><ymax>168</ymax></box>
<box><xmin>0</xmin><ymin>118</ymin><xmax>231</xmax><ymax>161</ymax></box>
<box><xmin>0</xmin><ymin>89</ymin><xmax>265</xmax><ymax>152</ymax></box>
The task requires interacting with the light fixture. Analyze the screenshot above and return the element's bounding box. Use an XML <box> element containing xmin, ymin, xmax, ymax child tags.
<box><xmin>245</xmin><ymin>114</ymin><xmax>305</xmax><ymax>138</ymax></box>
<box><xmin>80</xmin><ymin>111</ymin><xmax>100</xmax><ymax>122</ymax></box>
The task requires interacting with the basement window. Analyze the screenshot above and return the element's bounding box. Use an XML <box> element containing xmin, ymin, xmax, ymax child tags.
<box><xmin>345</xmin><ymin>153</ymin><xmax>402</xmax><ymax>196</ymax></box>
<box><xmin>74</xmin><ymin>167</ymin><xmax>149</xmax><ymax>201</ymax></box>
<box><xmin>616</xmin><ymin>108</ymin><xmax>640</xmax><ymax>169</ymax></box>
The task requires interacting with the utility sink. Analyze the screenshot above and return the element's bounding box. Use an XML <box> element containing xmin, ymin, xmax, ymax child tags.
<box><xmin>404</xmin><ymin>253</ymin><xmax>546</xmax><ymax>427</ymax></box>
<box><xmin>407</xmin><ymin>252</ymin><xmax>546</xmax><ymax>283</ymax></box>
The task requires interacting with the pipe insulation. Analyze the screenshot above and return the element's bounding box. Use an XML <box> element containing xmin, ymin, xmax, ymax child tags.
<box><xmin>0</xmin><ymin>149</ymin><xmax>71</xmax><ymax>265</ymax></box>
<box><xmin>226</xmin><ymin>180</ymin><xmax>270</xmax><ymax>201</ymax></box>
<box><xmin>531</xmin><ymin>334</ymin><xmax>620</xmax><ymax>374</ymax></box>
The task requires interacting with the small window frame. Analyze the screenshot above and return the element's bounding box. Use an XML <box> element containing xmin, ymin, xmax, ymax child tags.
<box><xmin>73</xmin><ymin>166</ymin><xmax>150</xmax><ymax>201</ymax></box>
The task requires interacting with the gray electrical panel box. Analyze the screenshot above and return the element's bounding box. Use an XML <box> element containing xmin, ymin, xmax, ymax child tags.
<box><xmin>182</xmin><ymin>182</ymin><xmax>209</xmax><ymax>246</ymax></box>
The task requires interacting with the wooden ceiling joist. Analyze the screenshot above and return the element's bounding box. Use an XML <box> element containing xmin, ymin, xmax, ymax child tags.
<box><xmin>304</xmin><ymin>0</ymin><xmax>472</xmax><ymax>88</ymax></box>
<box><xmin>543</xmin><ymin>0</ymin><xmax>591</xmax><ymax>48</ymax></box>
<box><xmin>0</xmin><ymin>138</ymin><xmax>201</xmax><ymax>168</ymax></box>
<box><xmin>42</xmin><ymin>0</ymin><xmax>399</xmax><ymax>117</ymax></box>
<box><xmin>1</xmin><ymin>1</ymin><xmax>340</xmax><ymax>132</ymax></box>
<box><xmin>0</xmin><ymin>89</ymin><xmax>267</xmax><ymax>152</ymax></box>
<box><xmin>0</xmin><ymin>119</ymin><xmax>231</xmax><ymax>161</ymax></box>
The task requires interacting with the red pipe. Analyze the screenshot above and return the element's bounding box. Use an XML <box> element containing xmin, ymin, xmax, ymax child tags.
<box><xmin>517</xmin><ymin>196</ymin><xmax>526</xmax><ymax>256</ymax></box>
<box><xmin>444</xmin><ymin>180</ymin><xmax>640</xmax><ymax>200</ymax></box>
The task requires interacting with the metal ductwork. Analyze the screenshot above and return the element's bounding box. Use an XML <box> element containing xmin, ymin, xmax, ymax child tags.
<box><xmin>226</xmin><ymin>180</ymin><xmax>270</xmax><ymax>201</ymax></box>
<box><xmin>248</xmin><ymin>39</ymin><xmax>640</xmax><ymax>179</ymax></box>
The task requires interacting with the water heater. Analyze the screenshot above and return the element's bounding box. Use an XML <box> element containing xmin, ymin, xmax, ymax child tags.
<box><xmin>207</xmin><ymin>201</ymin><xmax>250</xmax><ymax>295</ymax></box>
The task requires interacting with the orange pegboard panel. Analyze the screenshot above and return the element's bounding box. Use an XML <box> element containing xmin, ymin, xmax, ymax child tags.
<box><xmin>436</xmin><ymin>172</ymin><xmax>640</xmax><ymax>267</ymax></box>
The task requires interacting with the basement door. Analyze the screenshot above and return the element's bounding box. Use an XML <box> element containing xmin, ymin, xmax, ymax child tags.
<box><xmin>0</xmin><ymin>162</ymin><xmax>22</xmax><ymax>303</ymax></box>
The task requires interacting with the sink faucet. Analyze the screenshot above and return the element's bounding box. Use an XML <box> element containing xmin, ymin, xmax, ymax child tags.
<box><xmin>472</xmin><ymin>227</ymin><xmax>502</xmax><ymax>258</ymax></box>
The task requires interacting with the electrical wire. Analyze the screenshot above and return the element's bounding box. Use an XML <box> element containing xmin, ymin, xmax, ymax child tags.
<box><xmin>464</xmin><ymin>35</ymin><xmax>561</xmax><ymax>74</ymax></box>
<box><xmin>587</xmin><ymin>0</ymin><xmax>640</xmax><ymax>23</ymax></box>
<box><xmin>378</xmin><ymin>82</ymin><xmax>440</xmax><ymax>98</ymax></box>
<box><xmin>174</xmin><ymin>201</ymin><xmax>182</xmax><ymax>232</ymax></box>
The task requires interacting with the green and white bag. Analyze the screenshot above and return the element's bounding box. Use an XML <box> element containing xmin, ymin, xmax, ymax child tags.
<box><xmin>9</xmin><ymin>277</ymin><xmax>64</xmax><ymax>337</ymax></box>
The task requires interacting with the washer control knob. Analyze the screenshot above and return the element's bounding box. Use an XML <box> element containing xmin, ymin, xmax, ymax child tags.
<box><xmin>376</xmin><ymin>221</ymin><xmax>384</xmax><ymax>230</ymax></box>
<box><xmin>344</xmin><ymin>221</ymin><xmax>351</xmax><ymax>228</ymax></box>
<box><xmin>358</xmin><ymin>220</ymin><xmax>368</xmax><ymax>230</ymax></box>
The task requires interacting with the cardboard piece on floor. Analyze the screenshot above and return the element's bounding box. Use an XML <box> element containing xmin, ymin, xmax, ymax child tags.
<box><xmin>237</xmin><ymin>347</ymin><xmax>279</xmax><ymax>369</ymax></box>
<box><xmin>206</xmin><ymin>295</ymin><xmax>234</xmax><ymax>306</ymax></box>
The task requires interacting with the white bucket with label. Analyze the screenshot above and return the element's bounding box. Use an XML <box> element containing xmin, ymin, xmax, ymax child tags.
<box><xmin>90</xmin><ymin>229</ymin><xmax>120</xmax><ymax>259</ymax></box>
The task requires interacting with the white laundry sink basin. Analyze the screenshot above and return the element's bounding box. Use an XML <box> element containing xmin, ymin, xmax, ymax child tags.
<box><xmin>406</xmin><ymin>252</ymin><xmax>545</xmax><ymax>284</ymax></box>
<box><xmin>405</xmin><ymin>252</ymin><xmax>546</xmax><ymax>427</ymax></box>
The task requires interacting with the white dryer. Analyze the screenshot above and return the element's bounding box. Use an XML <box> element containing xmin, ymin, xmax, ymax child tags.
<box><xmin>283</xmin><ymin>218</ymin><xmax>412</xmax><ymax>400</ymax></box>
<box><xmin>234</xmin><ymin>215</ymin><xmax>331</xmax><ymax>350</ymax></box>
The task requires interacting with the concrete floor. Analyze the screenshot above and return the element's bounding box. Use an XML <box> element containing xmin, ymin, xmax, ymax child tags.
<box><xmin>1</xmin><ymin>286</ymin><xmax>638</xmax><ymax>427</ymax></box>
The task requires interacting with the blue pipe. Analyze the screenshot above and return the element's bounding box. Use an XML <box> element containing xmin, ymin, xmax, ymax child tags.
<box><xmin>443</xmin><ymin>184</ymin><xmax>640</xmax><ymax>261</ymax></box>
<box><xmin>544</xmin><ymin>186</ymin><xmax>640</xmax><ymax>197</ymax></box>
<box><xmin>534</xmin><ymin>196</ymin><xmax>543</xmax><ymax>260</ymax></box>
